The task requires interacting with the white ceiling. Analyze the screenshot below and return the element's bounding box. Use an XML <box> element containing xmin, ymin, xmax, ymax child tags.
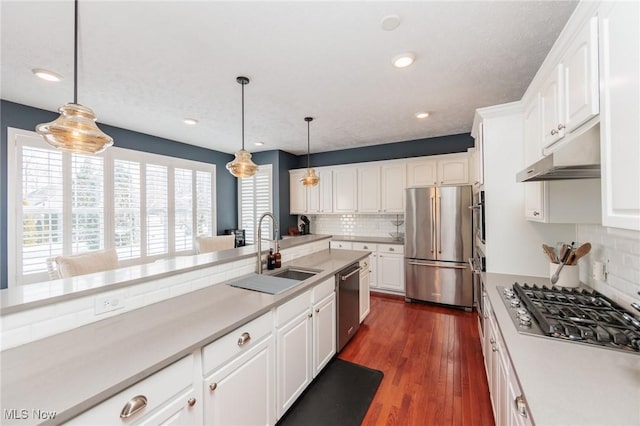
<box><xmin>1</xmin><ymin>1</ymin><xmax>578</xmax><ymax>156</ymax></box>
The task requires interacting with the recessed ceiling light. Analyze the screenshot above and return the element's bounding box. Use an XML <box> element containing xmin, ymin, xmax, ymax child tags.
<box><xmin>415</xmin><ymin>112</ymin><xmax>430</xmax><ymax>119</ymax></box>
<box><xmin>183</xmin><ymin>118</ymin><xmax>198</xmax><ymax>125</ymax></box>
<box><xmin>381</xmin><ymin>15</ymin><xmax>401</xmax><ymax>31</ymax></box>
<box><xmin>392</xmin><ymin>52</ymin><xmax>416</xmax><ymax>68</ymax></box>
<box><xmin>32</xmin><ymin>68</ymin><xmax>62</xmax><ymax>82</ymax></box>
<box><xmin>254</xmin><ymin>141</ymin><xmax>264</xmax><ymax>147</ymax></box>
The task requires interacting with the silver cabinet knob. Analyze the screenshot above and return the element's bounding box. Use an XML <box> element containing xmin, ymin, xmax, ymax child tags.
<box><xmin>120</xmin><ymin>395</ymin><xmax>147</xmax><ymax>419</ymax></box>
<box><xmin>489</xmin><ymin>338</ymin><xmax>495</xmax><ymax>344</ymax></box>
<box><xmin>237</xmin><ymin>332</ymin><xmax>251</xmax><ymax>346</ymax></box>
<box><xmin>363</xmin><ymin>245</ymin><xmax>368</xmax><ymax>249</ymax></box>
<box><xmin>209</xmin><ymin>382</ymin><xmax>218</xmax><ymax>391</ymax></box>
<box><xmin>491</xmin><ymin>345</ymin><xmax>498</xmax><ymax>352</ymax></box>
<box><xmin>557</xmin><ymin>123</ymin><xmax>565</xmax><ymax>130</ymax></box>
<box><xmin>308</xmin><ymin>313</ymin><xmax>313</xmax><ymax>318</ymax></box>
<box><xmin>315</xmin><ymin>308</ymin><xmax>320</xmax><ymax>313</ymax></box>
<box><xmin>551</xmin><ymin>129</ymin><xmax>558</xmax><ymax>135</ymax></box>
<box><xmin>187</xmin><ymin>397</ymin><xmax>196</xmax><ymax>407</ymax></box>
<box><xmin>533</xmin><ymin>211</ymin><xmax>540</xmax><ymax>216</ymax></box>
<box><xmin>515</xmin><ymin>396</ymin><xmax>527</xmax><ymax>417</ymax></box>
<box><xmin>389</xmin><ymin>247</ymin><xmax>395</xmax><ymax>251</ymax></box>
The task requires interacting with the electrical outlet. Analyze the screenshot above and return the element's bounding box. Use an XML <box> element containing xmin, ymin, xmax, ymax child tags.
<box><xmin>95</xmin><ymin>292</ymin><xmax>125</xmax><ymax>315</ymax></box>
<box><xmin>592</xmin><ymin>261</ymin><xmax>607</xmax><ymax>282</ymax></box>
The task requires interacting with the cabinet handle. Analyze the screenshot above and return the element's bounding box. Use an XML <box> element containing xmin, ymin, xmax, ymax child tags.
<box><xmin>533</xmin><ymin>211</ymin><xmax>540</xmax><ymax>216</ymax></box>
<box><xmin>237</xmin><ymin>332</ymin><xmax>251</xmax><ymax>346</ymax></box>
<box><xmin>187</xmin><ymin>397</ymin><xmax>197</xmax><ymax>407</ymax></box>
<box><xmin>557</xmin><ymin>123</ymin><xmax>565</xmax><ymax>131</ymax></box>
<box><xmin>515</xmin><ymin>396</ymin><xmax>528</xmax><ymax>417</ymax></box>
<box><xmin>388</xmin><ymin>247</ymin><xmax>395</xmax><ymax>252</ymax></box>
<box><xmin>550</xmin><ymin>129</ymin><xmax>558</xmax><ymax>135</ymax></box>
<box><xmin>120</xmin><ymin>395</ymin><xmax>148</xmax><ymax>419</ymax></box>
<box><xmin>491</xmin><ymin>345</ymin><xmax>498</xmax><ymax>352</ymax></box>
<box><xmin>363</xmin><ymin>245</ymin><xmax>368</xmax><ymax>249</ymax></box>
<box><xmin>209</xmin><ymin>382</ymin><xmax>218</xmax><ymax>391</ymax></box>
<box><xmin>315</xmin><ymin>308</ymin><xmax>320</xmax><ymax>313</ymax></box>
<box><xmin>308</xmin><ymin>313</ymin><xmax>313</xmax><ymax>319</ymax></box>
<box><xmin>489</xmin><ymin>338</ymin><xmax>495</xmax><ymax>344</ymax></box>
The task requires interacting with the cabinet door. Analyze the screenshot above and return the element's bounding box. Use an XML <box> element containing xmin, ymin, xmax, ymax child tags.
<box><xmin>319</xmin><ymin>168</ymin><xmax>333</xmax><ymax>213</ymax></box>
<box><xmin>276</xmin><ymin>311</ymin><xmax>313</xmax><ymax>418</ymax></box>
<box><xmin>524</xmin><ymin>182</ymin><xmax>546</xmax><ymax>222</ymax></box>
<box><xmin>475</xmin><ymin>122</ymin><xmax>485</xmax><ymax>186</ymax></box>
<box><xmin>599</xmin><ymin>1</ymin><xmax>640</xmax><ymax>231</ymax></box>
<box><xmin>540</xmin><ymin>65</ymin><xmax>564</xmax><ymax>149</ymax></box>
<box><xmin>563</xmin><ymin>17</ymin><xmax>599</xmax><ymax>133</ymax></box>
<box><xmin>307</xmin><ymin>174</ymin><xmax>321</xmax><ymax>213</ymax></box>
<box><xmin>290</xmin><ymin>170</ymin><xmax>307</xmax><ymax>214</ymax></box>
<box><xmin>523</xmin><ymin>97</ymin><xmax>547</xmax><ymax>222</ymax></box>
<box><xmin>203</xmin><ymin>337</ymin><xmax>275</xmax><ymax>426</ymax></box>
<box><xmin>377</xmin><ymin>253</ymin><xmax>405</xmax><ymax>293</ymax></box>
<box><xmin>381</xmin><ymin>163</ymin><xmax>406</xmax><ymax>213</ymax></box>
<box><xmin>407</xmin><ymin>160</ymin><xmax>437</xmax><ymax>186</ymax></box>
<box><xmin>358</xmin><ymin>165</ymin><xmax>381</xmax><ymax>213</ymax></box>
<box><xmin>438</xmin><ymin>157</ymin><xmax>469</xmax><ymax>185</ymax></box>
<box><xmin>333</xmin><ymin>168</ymin><xmax>358</xmax><ymax>213</ymax></box>
<box><xmin>359</xmin><ymin>257</ymin><xmax>371</xmax><ymax>323</ymax></box>
<box><xmin>312</xmin><ymin>292</ymin><xmax>336</xmax><ymax>377</ymax></box>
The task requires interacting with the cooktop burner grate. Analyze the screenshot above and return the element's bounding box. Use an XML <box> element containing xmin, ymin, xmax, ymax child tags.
<box><xmin>499</xmin><ymin>283</ymin><xmax>640</xmax><ymax>353</ymax></box>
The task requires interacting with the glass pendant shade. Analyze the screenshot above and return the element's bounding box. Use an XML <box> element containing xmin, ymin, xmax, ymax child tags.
<box><xmin>226</xmin><ymin>149</ymin><xmax>258</xmax><ymax>178</ymax></box>
<box><xmin>36</xmin><ymin>103</ymin><xmax>113</xmax><ymax>154</ymax></box>
<box><xmin>300</xmin><ymin>167</ymin><xmax>320</xmax><ymax>186</ymax></box>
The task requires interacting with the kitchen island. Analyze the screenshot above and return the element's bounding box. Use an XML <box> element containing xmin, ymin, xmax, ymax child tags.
<box><xmin>484</xmin><ymin>272</ymin><xmax>640</xmax><ymax>426</ymax></box>
<box><xmin>0</xmin><ymin>238</ymin><xmax>368</xmax><ymax>425</ymax></box>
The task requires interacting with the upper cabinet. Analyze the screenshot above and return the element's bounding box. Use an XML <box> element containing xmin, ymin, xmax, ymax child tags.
<box><xmin>381</xmin><ymin>163</ymin><xmax>406</xmax><ymax>213</ymax></box>
<box><xmin>540</xmin><ymin>16</ymin><xmax>599</xmax><ymax>153</ymax></box>
<box><xmin>406</xmin><ymin>155</ymin><xmax>469</xmax><ymax>187</ymax></box>
<box><xmin>290</xmin><ymin>168</ymin><xmax>334</xmax><ymax>214</ymax></box>
<box><xmin>289</xmin><ymin>169</ymin><xmax>308</xmax><ymax>214</ymax></box>
<box><xmin>357</xmin><ymin>165</ymin><xmax>381</xmax><ymax>213</ymax></box>
<box><xmin>598</xmin><ymin>1</ymin><xmax>640</xmax><ymax>230</ymax></box>
<box><xmin>333</xmin><ymin>167</ymin><xmax>358</xmax><ymax>213</ymax></box>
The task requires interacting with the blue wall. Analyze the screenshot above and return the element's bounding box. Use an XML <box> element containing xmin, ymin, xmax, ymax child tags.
<box><xmin>0</xmin><ymin>100</ymin><xmax>236</xmax><ymax>288</ymax></box>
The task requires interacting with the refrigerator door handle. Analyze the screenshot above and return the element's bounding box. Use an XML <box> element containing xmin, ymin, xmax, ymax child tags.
<box><xmin>408</xmin><ymin>261</ymin><xmax>468</xmax><ymax>269</ymax></box>
<box><xmin>438</xmin><ymin>196</ymin><xmax>442</xmax><ymax>254</ymax></box>
<box><xmin>430</xmin><ymin>196</ymin><xmax>435</xmax><ymax>253</ymax></box>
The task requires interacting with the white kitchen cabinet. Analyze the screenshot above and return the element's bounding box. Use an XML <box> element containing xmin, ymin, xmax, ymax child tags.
<box><xmin>358</xmin><ymin>256</ymin><xmax>371</xmax><ymax>323</ymax></box>
<box><xmin>598</xmin><ymin>1</ymin><xmax>640</xmax><ymax>231</ymax></box>
<box><xmin>407</xmin><ymin>155</ymin><xmax>469</xmax><ymax>187</ymax></box>
<box><xmin>203</xmin><ymin>337</ymin><xmax>275</xmax><ymax>426</ymax></box>
<box><xmin>330</xmin><ymin>240</ymin><xmax>353</xmax><ymax>250</ymax></box>
<box><xmin>333</xmin><ymin>167</ymin><xmax>358</xmax><ymax>213</ymax></box>
<box><xmin>312</xmin><ymin>291</ymin><xmax>336</xmax><ymax>377</ymax></box>
<box><xmin>381</xmin><ymin>163</ymin><xmax>406</xmax><ymax>213</ymax></box>
<box><xmin>474</xmin><ymin>121</ymin><xmax>485</xmax><ymax>186</ymax></box>
<box><xmin>541</xmin><ymin>16</ymin><xmax>599</xmax><ymax>152</ymax></box>
<box><xmin>289</xmin><ymin>169</ymin><xmax>308</xmax><ymax>214</ymax></box>
<box><xmin>276</xmin><ymin>278</ymin><xmax>336</xmax><ymax>419</ymax></box>
<box><xmin>358</xmin><ymin>165</ymin><xmax>381</xmax><ymax>213</ymax></box>
<box><xmin>523</xmin><ymin>95</ymin><xmax>546</xmax><ymax>222</ymax></box>
<box><xmin>318</xmin><ymin>168</ymin><xmax>334</xmax><ymax>213</ymax></box>
<box><xmin>507</xmin><ymin>363</ymin><xmax>533</xmax><ymax>426</ymax></box>
<box><xmin>65</xmin><ymin>355</ymin><xmax>198</xmax><ymax>425</ymax></box>
<box><xmin>376</xmin><ymin>244</ymin><xmax>404</xmax><ymax>294</ymax></box>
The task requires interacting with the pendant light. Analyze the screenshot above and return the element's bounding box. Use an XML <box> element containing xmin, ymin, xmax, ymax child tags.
<box><xmin>300</xmin><ymin>117</ymin><xmax>320</xmax><ymax>187</ymax></box>
<box><xmin>35</xmin><ymin>0</ymin><xmax>113</xmax><ymax>154</ymax></box>
<box><xmin>226</xmin><ymin>76</ymin><xmax>258</xmax><ymax>178</ymax></box>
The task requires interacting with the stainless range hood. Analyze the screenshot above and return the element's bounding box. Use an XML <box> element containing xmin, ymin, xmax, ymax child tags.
<box><xmin>517</xmin><ymin>122</ymin><xmax>601</xmax><ymax>182</ymax></box>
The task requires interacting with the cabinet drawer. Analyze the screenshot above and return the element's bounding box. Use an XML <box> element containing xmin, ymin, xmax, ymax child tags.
<box><xmin>65</xmin><ymin>354</ymin><xmax>194</xmax><ymax>425</ymax></box>
<box><xmin>330</xmin><ymin>241</ymin><xmax>352</xmax><ymax>250</ymax></box>
<box><xmin>275</xmin><ymin>290</ymin><xmax>311</xmax><ymax>327</ymax></box>
<box><xmin>378</xmin><ymin>244</ymin><xmax>404</xmax><ymax>254</ymax></box>
<box><xmin>312</xmin><ymin>277</ymin><xmax>335</xmax><ymax>303</ymax></box>
<box><xmin>352</xmin><ymin>242</ymin><xmax>377</xmax><ymax>252</ymax></box>
<box><xmin>202</xmin><ymin>312</ymin><xmax>273</xmax><ymax>374</ymax></box>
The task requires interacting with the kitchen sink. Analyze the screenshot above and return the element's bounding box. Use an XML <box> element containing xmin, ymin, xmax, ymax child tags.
<box><xmin>270</xmin><ymin>268</ymin><xmax>317</xmax><ymax>281</ymax></box>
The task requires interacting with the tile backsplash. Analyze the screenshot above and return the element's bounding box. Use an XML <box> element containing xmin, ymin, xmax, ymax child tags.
<box><xmin>577</xmin><ymin>224</ymin><xmax>640</xmax><ymax>307</ymax></box>
<box><xmin>309</xmin><ymin>214</ymin><xmax>405</xmax><ymax>238</ymax></box>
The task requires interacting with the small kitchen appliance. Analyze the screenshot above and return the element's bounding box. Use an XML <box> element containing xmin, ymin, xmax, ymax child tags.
<box><xmin>224</xmin><ymin>229</ymin><xmax>246</xmax><ymax>247</ymax></box>
<box><xmin>299</xmin><ymin>215</ymin><xmax>310</xmax><ymax>235</ymax></box>
<box><xmin>499</xmin><ymin>282</ymin><xmax>640</xmax><ymax>353</ymax></box>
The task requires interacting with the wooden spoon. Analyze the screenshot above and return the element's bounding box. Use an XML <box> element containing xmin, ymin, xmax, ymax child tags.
<box><xmin>542</xmin><ymin>244</ymin><xmax>558</xmax><ymax>263</ymax></box>
<box><xmin>569</xmin><ymin>242</ymin><xmax>592</xmax><ymax>265</ymax></box>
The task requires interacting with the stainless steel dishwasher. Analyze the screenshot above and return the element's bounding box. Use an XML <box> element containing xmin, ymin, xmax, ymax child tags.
<box><xmin>336</xmin><ymin>263</ymin><xmax>361</xmax><ymax>352</ymax></box>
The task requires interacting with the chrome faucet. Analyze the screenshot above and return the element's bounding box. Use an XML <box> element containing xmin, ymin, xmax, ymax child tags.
<box><xmin>257</xmin><ymin>212</ymin><xmax>279</xmax><ymax>274</ymax></box>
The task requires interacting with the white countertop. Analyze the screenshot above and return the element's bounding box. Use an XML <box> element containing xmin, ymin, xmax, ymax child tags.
<box><xmin>0</xmin><ymin>248</ymin><xmax>366</xmax><ymax>426</ymax></box>
<box><xmin>485</xmin><ymin>272</ymin><xmax>640</xmax><ymax>426</ymax></box>
<box><xmin>330</xmin><ymin>235</ymin><xmax>404</xmax><ymax>245</ymax></box>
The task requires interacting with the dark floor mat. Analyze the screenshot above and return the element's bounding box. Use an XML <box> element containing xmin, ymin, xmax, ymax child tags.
<box><xmin>277</xmin><ymin>358</ymin><xmax>384</xmax><ymax>426</ymax></box>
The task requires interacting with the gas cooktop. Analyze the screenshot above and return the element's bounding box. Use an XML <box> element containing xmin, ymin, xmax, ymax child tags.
<box><xmin>498</xmin><ymin>282</ymin><xmax>640</xmax><ymax>354</ymax></box>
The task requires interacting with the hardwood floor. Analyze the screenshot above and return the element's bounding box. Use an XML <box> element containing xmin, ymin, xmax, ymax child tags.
<box><xmin>339</xmin><ymin>293</ymin><xmax>495</xmax><ymax>426</ymax></box>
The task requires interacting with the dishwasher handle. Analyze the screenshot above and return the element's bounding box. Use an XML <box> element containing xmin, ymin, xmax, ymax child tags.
<box><xmin>340</xmin><ymin>266</ymin><xmax>363</xmax><ymax>281</ymax></box>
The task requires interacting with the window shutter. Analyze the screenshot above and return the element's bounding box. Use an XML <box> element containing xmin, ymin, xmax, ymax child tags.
<box><xmin>196</xmin><ymin>171</ymin><xmax>213</xmax><ymax>237</ymax></box>
<box><xmin>114</xmin><ymin>159</ymin><xmax>141</xmax><ymax>260</ymax></box>
<box><xmin>239</xmin><ymin>165</ymin><xmax>272</xmax><ymax>244</ymax></box>
<box><xmin>174</xmin><ymin>168</ymin><xmax>193</xmax><ymax>252</ymax></box>
<box><xmin>146</xmin><ymin>164</ymin><xmax>168</xmax><ymax>256</ymax></box>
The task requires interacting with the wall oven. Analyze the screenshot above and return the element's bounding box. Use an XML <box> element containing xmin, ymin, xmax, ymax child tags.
<box><xmin>470</xmin><ymin>190</ymin><xmax>485</xmax><ymax>244</ymax></box>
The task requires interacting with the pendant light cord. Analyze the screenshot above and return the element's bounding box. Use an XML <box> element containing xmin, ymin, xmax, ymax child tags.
<box><xmin>307</xmin><ymin>120</ymin><xmax>310</xmax><ymax>169</ymax></box>
<box><xmin>73</xmin><ymin>0</ymin><xmax>78</xmax><ymax>104</ymax></box>
<box><xmin>241</xmin><ymin>80</ymin><xmax>245</xmax><ymax>150</ymax></box>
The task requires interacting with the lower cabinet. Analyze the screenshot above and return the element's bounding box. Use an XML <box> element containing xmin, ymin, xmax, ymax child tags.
<box><xmin>483</xmin><ymin>299</ymin><xmax>533</xmax><ymax>426</ymax></box>
<box><xmin>202</xmin><ymin>312</ymin><xmax>276</xmax><ymax>426</ymax></box>
<box><xmin>276</xmin><ymin>277</ymin><xmax>336</xmax><ymax>420</ymax></box>
<box><xmin>64</xmin><ymin>355</ymin><xmax>199</xmax><ymax>425</ymax></box>
<box><xmin>376</xmin><ymin>244</ymin><xmax>405</xmax><ymax>294</ymax></box>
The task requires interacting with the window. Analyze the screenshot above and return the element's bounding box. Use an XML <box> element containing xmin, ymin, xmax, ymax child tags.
<box><xmin>8</xmin><ymin>128</ymin><xmax>217</xmax><ymax>285</ymax></box>
<box><xmin>238</xmin><ymin>165</ymin><xmax>273</xmax><ymax>245</ymax></box>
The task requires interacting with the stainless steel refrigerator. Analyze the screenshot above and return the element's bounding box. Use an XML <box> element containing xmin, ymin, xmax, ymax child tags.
<box><xmin>404</xmin><ymin>186</ymin><xmax>473</xmax><ymax>309</ymax></box>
